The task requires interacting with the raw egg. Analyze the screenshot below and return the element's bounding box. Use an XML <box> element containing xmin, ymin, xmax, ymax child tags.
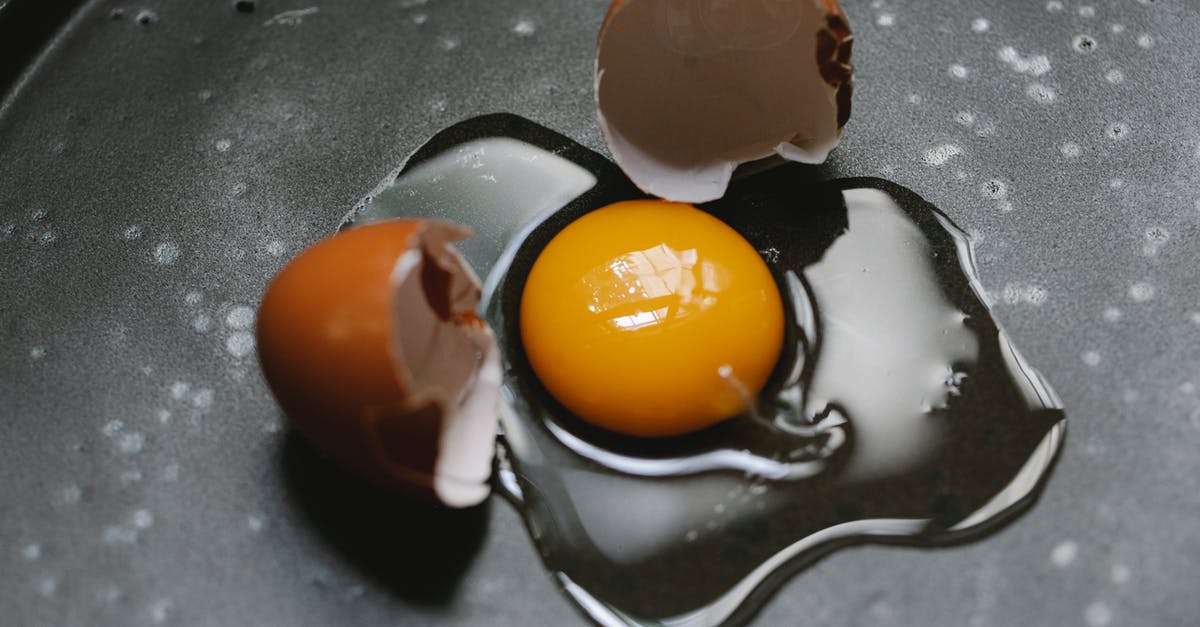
<box><xmin>316</xmin><ymin>116</ymin><xmax>1068</xmax><ymax>627</ymax></box>
<box><xmin>256</xmin><ymin>219</ymin><xmax>500</xmax><ymax>508</ymax></box>
<box><xmin>519</xmin><ymin>199</ymin><xmax>784</xmax><ymax>437</ymax></box>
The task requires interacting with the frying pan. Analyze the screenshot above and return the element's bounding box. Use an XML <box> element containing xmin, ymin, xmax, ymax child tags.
<box><xmin>2</xmin><ymin>1</ymin><xmax>1197</xmax><ymax>625</ymax></box>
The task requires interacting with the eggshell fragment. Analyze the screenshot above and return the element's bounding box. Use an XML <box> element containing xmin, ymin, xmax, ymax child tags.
<box><xmin>256</xmin><ymin>219</ymin><xmax>500</xmax><ymax>508</ymax></box>
<box><xmin>596</xmin><ymin>0</ymin><xmax>854</xmax><ymax>202</ymax></box>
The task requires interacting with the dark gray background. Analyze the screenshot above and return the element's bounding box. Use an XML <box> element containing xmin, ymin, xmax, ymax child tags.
<box><xmin>2</xmin><ymin>0</ymin><xmax>1197</xmax><ymax>625</ymax></box>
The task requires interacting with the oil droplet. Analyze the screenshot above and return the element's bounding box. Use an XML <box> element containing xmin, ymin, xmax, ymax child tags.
<box><xmin>225</xmin><ymin>306</ymin><xmax>255</xmax><ymax>329</ymax></box>
<box><xmin>36</xmin><ymin>575</ymin><xmax>59</xmax><ymax>598</ymax></box>
<box><xmin>95</xmin><ymin>583</ymin><xmax>123</xmax><ymax>605</ymax></box>
<box><xmin>192</xmin><ymin>313</ymin><xmax>213</xmax><ymax>333</ymax></box>
<box><xmin>1046</xmin><ymin>1</ymin><xmax>1064</xmax><ymax>12</ymax></box>
<box><xmin>191</xmin><ymin>388</ymin><xmax>215</xmax><ymax>408</ymax></box>
<box><xmin>102</xmin><ymin>419</ymin><xmax>124</xmax><ymax>437</ymax></box>
<box><xmin>971</xmin><ymin>18</ymin><xmax>990</xmax><ymax>33</ymax></box>
<box><xmin>1136</xmin><ymin>34</ymin><xmax>1154</xmax><ymax>48</ymax></box>
<box><xmin>225</xmin><ymin>332</ymin><xmax>256</xmax><ymax>358</ymax></box>
<box><xmin>1128</xmin><ymin>282</ymin><xmax>1155</xmax><ymax>302</ymax></box>
<box><xmin>132</xmin><ymin>509</ymin><xmax>154</xmax><ymax>529</ymax></box>
<box><xmin>117</xmin><ymin>432</ymin><xmax>145</xmax><ymax>454</ymax></box>
<box><xmin>1084</xmin><ymin>601</ymin><xmax>1113</xmax><ymax>626</ymax></box>
<box><xmin>147</xmin><ymin>599</ymin><xmax>174</xmax><ymax>624</ymax></box>
<box><xmin>876</xmin><ymin>14</ymin><xmax>895</xmax><ymax>27</ymax></box>
<box><xmin>1078</xmin><ymin>6</ymin><xmax>1096</xmax><ymax>18</ymax></box>
<box><xmin>999</xmin><ymin>47</ymin><xmax>1051</xmax><ymax>76</ymax></box>
<box><xmin>102</xmin><ymin>524</ymin><xmax>139</xmax><ymax>546</ymax></box>
<box><xmin>153</xmin><ymin>242</ymin><xmax>180</xmax><ymax>265</ymax></box>
<box><xmin>923</xmin><ymin>144</ymin><xmax>962</xmax><ymax>166</ymax></box>
<box><xmin>1105</xmin><ymin>69</ymin><xmax>1124</xmax><ymax>83</ymax></box>
<box><xmin>264</xmin><ymin>7</ymin><xmax>318</xmax><ymax>27</ymax></box>
<box><xmin>982</xmin><ymin>179</ymin><xmax>1007</xmax><ymax>199</ymax></box>
<box><xmin>21</xmin><ymin>543</ymin><xmax>43</xmax><ymax>561</ymax></box>
<box><xmin>170</xmin><ymin>381</ymin><xmax>190</xmax><ymax>399</ymax></box>
<box><xmin>1105</xmin><ymin>122</ymin><xmax>1130</xmax><ymax>140</ymax></box>
<box><xmin>119</xmin><ymin>468</ymin><xmax>143</xmax><ymax>485</ymax></box>
<box><xmin>1027</xmin><ymin>83</ymin><xmax>1057</xmax><ymax>103</ymax></box>
<box><xmin>513</xmin><ymin>18</ymin><xmax>537</xmax><ymax>37</ymax></box>
<box><xmin>1051</xmin><ymin>539</ymin><xmax>1079</xmax><ymax>566</ymax></box>
<box><xmin>1061</xmin><ymin>141</ymin><xmax>1082</xmax><ymax>158</ymax></box>
<box><xmin>123</xmin><ymin>225</ymin><xmax>143</xmax><ymax>240</ymax></box>
<box><xmin>948</xmin><ymin>64</ymin><xmax>969</xmax><ymax>79</ymax></box>
<box><xmin>60</xmin><ymin>484</ymin><xmax>82</xmax><ymax>504</ymax></box>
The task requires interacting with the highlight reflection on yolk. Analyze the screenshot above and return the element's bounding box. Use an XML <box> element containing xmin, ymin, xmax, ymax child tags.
<box><xmin>520</xmin><ymin>199</ymin><xmax>784</xmax><ymax>437</ymax></box>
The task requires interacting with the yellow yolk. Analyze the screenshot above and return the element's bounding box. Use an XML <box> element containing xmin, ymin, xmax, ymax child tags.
<box><xmin>519</xmin><ymin>199</ymin><xmax>785</xmax><ymax>437</ymax></box>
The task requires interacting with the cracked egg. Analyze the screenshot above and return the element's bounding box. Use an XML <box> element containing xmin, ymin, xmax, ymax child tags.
<box><xmin>256</xmin><ymin>219</ymin><xmax>500</xmax><ymax>508</ymax></box>
<box><xmin>596</xmin><ymin>0</ymin><xmax>854</xmax><ymax>203</ymax></box>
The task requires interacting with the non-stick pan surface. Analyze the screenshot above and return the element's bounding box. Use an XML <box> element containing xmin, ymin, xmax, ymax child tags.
<box><xmin>2</xmin><ymin>1</ymin><xmax>1198</xmax><ymax>625</ymax></box>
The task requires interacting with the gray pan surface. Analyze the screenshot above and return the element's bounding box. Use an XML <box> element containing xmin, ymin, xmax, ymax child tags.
<box><xmin>1</xmin><ymin>1</ymin><xmax>1197</xmax><ymax>625</ymax></box>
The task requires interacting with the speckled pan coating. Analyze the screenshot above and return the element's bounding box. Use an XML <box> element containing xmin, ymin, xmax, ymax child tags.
<box><xmin>1</xmin><ymin>1</ymin><xmax>1198</xmax><ymax>626</ymax></box>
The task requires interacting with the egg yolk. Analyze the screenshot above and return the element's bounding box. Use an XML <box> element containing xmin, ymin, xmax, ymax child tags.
<box><xmin>520</xmin><ymin>199</ymin><xmax>784</xmax><ymax>437</ymax></box>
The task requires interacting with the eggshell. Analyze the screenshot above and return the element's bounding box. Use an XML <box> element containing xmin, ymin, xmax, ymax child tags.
<box><xmin>257</xmin><ymin>219</ymin><xmax>500</xmax><ymax>507</ymax></box>
<box><xmin>596</xmin><ymin>0</ymin><xmax>854</xmax><ymax>202</ymax></box>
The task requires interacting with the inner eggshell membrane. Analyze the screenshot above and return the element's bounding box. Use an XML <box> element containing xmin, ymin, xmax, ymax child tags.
<box><xmin>383</xmin><ymin>223</ymin><xmax>501</xmax><ymax>507</ymax></box>
<box><xmin>597</xmin><ymin>0</ymin><xmax>853</xmax><ymax>202</ymax></box>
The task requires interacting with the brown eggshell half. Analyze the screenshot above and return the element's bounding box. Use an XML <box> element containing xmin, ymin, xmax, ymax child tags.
<box><xmin>256</xmin><ymin>219</ymin><xmax>500</xmax><ymax>508</ymax></box>
<box><xmin>596</xmin><ymin>0</ymin><xmax>854</xmax><ymax>202</ymax></box>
